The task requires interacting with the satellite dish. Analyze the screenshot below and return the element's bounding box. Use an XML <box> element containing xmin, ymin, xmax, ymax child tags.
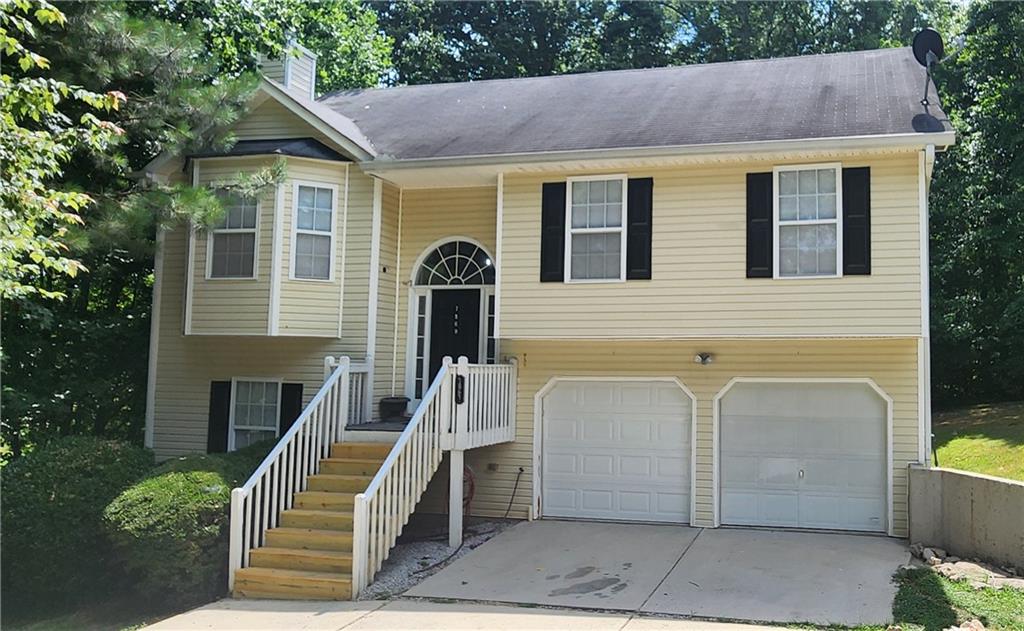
<box><xmin>912</xmin><ymin>28</ymin><xmax>944</xmax><ymax>107</ymax></box>
<box><xmin>913</xmin><ymin>28</ymin><xmax>944</xmax><ymax>67</ymax></box>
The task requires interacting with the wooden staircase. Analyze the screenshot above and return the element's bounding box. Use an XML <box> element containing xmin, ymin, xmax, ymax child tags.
<box><xmin>232</xmin><ymin>442</ymin><xmax>391</xmax><ymax>600</ymax></box>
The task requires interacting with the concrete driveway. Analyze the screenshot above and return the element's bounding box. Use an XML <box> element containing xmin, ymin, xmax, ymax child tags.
<box><xmin>405</xmin><ymin>520</ymin><xmax>910</xmax><ymax>626</ymax></box>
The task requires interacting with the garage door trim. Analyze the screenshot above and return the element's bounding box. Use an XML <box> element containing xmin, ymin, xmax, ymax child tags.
<box><xmin>532</xmin><ymin>376</ymin><xmax>698</xmax><ymax>524</ymax></box>
<box><xmin>712</xmin><ymin>377</ymin><xmax>894</xmax><ymax>535</ymax></box>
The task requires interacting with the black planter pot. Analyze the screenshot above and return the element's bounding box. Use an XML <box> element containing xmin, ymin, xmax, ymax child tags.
<box><xmin>379</xmin><ymin>396</ymin><xmax>410</xmax><ymax>421</ymax></box>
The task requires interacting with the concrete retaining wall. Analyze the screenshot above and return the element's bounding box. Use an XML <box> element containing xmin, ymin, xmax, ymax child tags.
<box><xmin>908</xmin><ymin>465</ymin><xmax>1024</xmax><ymax>569</ymax></box>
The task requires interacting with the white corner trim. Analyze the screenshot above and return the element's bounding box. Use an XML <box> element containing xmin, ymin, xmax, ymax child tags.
<box><xmin>144</xmin><ymin>227</ymin><xmax>165</xmax><ymax>449</ymax></box>
<box><xmin>531</xmin><ymin>376</ymin><xmax>699</xmax><ymax>526</ymax></box>
<box><xmin>366</xmin><ymin>178</ymin><xmax>384</xmax><ymax>404</ymax></box>
<box><xmin>268</xmin><ymin>183</ymin><xmax>285</xmax><ymax>335</ymax></box>
<box><xmin>337</xmin><ymin>164</ymin><xmax>350</xmax><ymax>339</ymax></box>
<box><xmin>710</xmin><ymin>376</ymin><xmax>895</xmax><ymax>536</ymax></box>
<box><xmin>283</xmin><ymin>55</ymin><xmax>292</xmax><ymax>89</ymax></box>
<box><xmin>494</xmin><ymin>173</ymin><xmax>504</xmax><ymax>338</ymax></box>
<box><xmin>391</xmin><ymin>187</ymin><xmax>404</xmax><ymax>396</ymax></box>
<box><xmin>308</xmin><ymin>56</ymin><xmax>317</xmax><ymax>100</ymax></box>
<box><xmin>184</xmin><ymin>162</ymin><xmax>199</xmax><ymax>335</ymax></box>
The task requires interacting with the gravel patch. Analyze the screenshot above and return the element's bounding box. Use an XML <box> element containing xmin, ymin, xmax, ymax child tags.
<box><xmin>357</xmin><ymin>516</ymin><xmax>517</xmax><ymax>600</ymax></box>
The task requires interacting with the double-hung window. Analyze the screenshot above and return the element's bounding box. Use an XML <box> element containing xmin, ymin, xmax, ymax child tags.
<box><xmin>229</xmin><ymin>379</ymin><xmax>280</xmax><ymax>450</ymax></box>
<box><xmin>293</xmin><ymin>183</ymin><xmax>335</xmax><ymax>280</ymax></box>
<box><xmin>565</xmin><ymin>176</ymin><xmax>627</xmax><ymax>281</ymax></box>
<box><xmin>775</xmin><ymin>164</ymin><xmax>842</xmax><ymax>278</ymax></box>
<box><xmin>209</xmin><ymin>190</ymin><xmax>257</xmax><ymax>279</ymax></box>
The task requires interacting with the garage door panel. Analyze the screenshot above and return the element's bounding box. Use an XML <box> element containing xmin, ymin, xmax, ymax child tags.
<box><xmin>720</xmin><ymin>382</ymin><xmax>887</xmax><ymax>533</ymax></box>
<box><xmin>543</xmin><ymin>380</ymin><xmax>691</xmax><ymax>524</ymax></box>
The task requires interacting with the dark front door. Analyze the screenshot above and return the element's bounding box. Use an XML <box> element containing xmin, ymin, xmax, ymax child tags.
<box><xmin>429</xmin><ymin>288</ymin><xmax>481</xmax><ymax>381</ymax></box>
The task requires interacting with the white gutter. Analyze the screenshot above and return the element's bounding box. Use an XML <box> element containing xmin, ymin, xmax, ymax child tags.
<box><xmin>361</xmin><ymin>131</ymin><xmax>956</xmax><ymax>173</ymax></box>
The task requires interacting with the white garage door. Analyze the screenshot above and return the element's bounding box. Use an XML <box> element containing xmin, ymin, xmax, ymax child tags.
<box><xmin>542</xmin><ymin>380</ymin><xmax>692</xmax><ymax>523</ymax></box>
<box><xmin>720</xmin><ymin>381</ymin><xmax>888</xmax><ymax>532</ymax></box>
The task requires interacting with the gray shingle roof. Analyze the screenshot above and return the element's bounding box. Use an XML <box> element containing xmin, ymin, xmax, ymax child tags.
<box><xmin>319</xmin><ymin>47</ymin><xmax>950</xmax><ymax>161</ymax></box>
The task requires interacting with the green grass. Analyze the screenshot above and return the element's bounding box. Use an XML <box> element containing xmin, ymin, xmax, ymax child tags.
<box><xmin>888</xmin><ymin>568</ymin><xmax>1024</xmax><ymax>631</ymax></box>
<box><xmin>801</xmin><ymin>569</ymin><xmax>1024</xmax><ymax>631</ymax></box>
<box><xmin>932</xmin><ymin>401</ymin><xmax>1024</xmax><ymax>481</ymax></box>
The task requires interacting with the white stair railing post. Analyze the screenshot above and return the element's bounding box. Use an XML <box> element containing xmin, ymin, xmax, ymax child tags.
<box><xmin>439</xmin><ymin>356</ymin><xmax>454</xmax><ymax>450</ymax></box>
<box><xmin>351</xmin><ymin>494</ymin><xmax>369</xmax><ymax>597</ymax></box>
<box><xmin>228</xmin><ymin>487</ymin><xmax>244</xmax><ymax>591</ymax></box>
<box><xmin>449</xmin><ymin>356</ymin><xmax>470</xmax><ymax>548</ymax></box>
<box><xmin>336</xmin><ymin>356</ymin><xmax>350</xmax><ymax>437</ymax></box>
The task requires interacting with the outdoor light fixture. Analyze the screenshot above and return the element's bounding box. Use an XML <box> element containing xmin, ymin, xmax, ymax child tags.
<box><xmin>694</xmin><ymin>352</ymin><xmax>714</xmax><ymax>366</ymax></box>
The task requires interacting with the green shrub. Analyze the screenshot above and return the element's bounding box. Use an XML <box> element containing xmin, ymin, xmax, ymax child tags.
<box><xmin>102</xmin><ymin>441</ymin><xmax>272</xmax><ymax>608</ymax></box>
<box><xmin>0</xmin><ymin>437</ymin><xmax>154</xmax><ymax>616</ymax></box>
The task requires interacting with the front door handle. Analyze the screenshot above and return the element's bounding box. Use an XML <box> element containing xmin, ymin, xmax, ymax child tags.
<box><xmin>798</xmin><ymin>469</ymin><xmax>805</xmax><ymax>479</ymax></box>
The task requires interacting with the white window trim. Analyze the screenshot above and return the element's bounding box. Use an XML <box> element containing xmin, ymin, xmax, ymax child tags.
<box><xmin>290</xmin><ymin>180</ymin><xmax>339</xmax><ymax>282</ymax></box>
<box><xmin>227</xmin><ymin>377</ymin><xmax>282</xmax><ymax>452</ymax></box>
<box><xmin>563</xmin><ymin>174</ymin><xmax>628</xmax><ymax>284</ymax></box>
<box><xmin>772</xmin><ymin>162</ymin><xmax>843</xmax><ymax>280</ymax></box>
<box><xmin>205</xmin><ymin>189</ymin><xmax>260</xmax><ymax>281</ymax></box>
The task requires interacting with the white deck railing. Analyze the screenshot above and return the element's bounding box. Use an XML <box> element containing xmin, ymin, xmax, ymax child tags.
<box><xmin>227</xmin><ymin>356</ymin><xmax>352</xmax><ymax>590</ymax></box>
<box><xmin>456</xmin><ymin>359</ymin><xmax>518</xmax><ymax>449</ymax></box>
<box><xmin>350</xmin><ymin>360</ymin><xmax>453</xmax><ymax>595</ymax></box>
<box><xmin>347</xmin><ymin>361</ymin><xmax>372</xmax><ymax>425</ymax></box>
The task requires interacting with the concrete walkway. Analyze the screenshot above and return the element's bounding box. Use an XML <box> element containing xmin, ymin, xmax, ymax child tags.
<box><xmin>406</xmin><ymin>520</ymin><xmax>910</xmax><ymax>626</ymax></box>
<box><xmin>146</xmin><ymin>599</ymin><xmax>778</xmax><ymax>630</ymax></box>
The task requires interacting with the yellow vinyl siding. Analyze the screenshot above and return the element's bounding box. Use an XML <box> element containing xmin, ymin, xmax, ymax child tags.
<box><xmin>389</xmin><ymin>187</ymin><xmax>498</xmax><ymax>397</ymax></box>
<box><xmin>373</xmin><ymin>183</ymin><xmax>401</xmax><ymax>398</ymax></box>
<box><xmin>499</xmin><ymin>153</ymin><xmax>923</xmax><ymax>338</ymax></box>
<box><xmin>190</xmin><ymin>158</ymin><xmax>274</xmax><ymax>335</ymax></box>
<box><xmin>153</xmin><ymin>165</ymin><xmax>378</xmax><ymax>456</ymax></box>
<box><xmin>233</xmin><ymin>99</ymin><xmax>331</xmax><ymax>145</ymax></box>
<box><xmin>277</xmin><ymin>160</ymin><xmax>348</xmax><ymax>337</ymax></box>
<box><xmin>453</xmin><ymin>338</ymin><xmax>920</xmax><ymax>537</ymax></box>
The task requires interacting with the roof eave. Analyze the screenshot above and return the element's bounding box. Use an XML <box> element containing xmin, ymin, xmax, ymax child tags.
<box><xmin>361</xmin><ymin>131</ymin><xmax>956</xmax><ymax>173</ymax></box>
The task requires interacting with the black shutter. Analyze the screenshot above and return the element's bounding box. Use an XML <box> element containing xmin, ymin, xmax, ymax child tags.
<box><xmin>842</xmin><ymin>167</ymin><xmax>871</xmax><ymax>275</ymax></box>
<box><xmin>746</xmin><ymin>172</ymin><xmax>773</xmax><ymax>278</ymax></box>
<box><xmin>626</xmin><ymin>177</ymin><xmax>654</xmax><ymax>280</ymax></box>
<box><xmin>540</xmin><ymin>182</ymin><xmax>566</xmax><ymax>282</ymax></box>
<box><xmin>279</xmin><ymin>383</ymin><xmax>304</xmax><ymax>434</ymax></box>
<box><xmin>207</xmin><ymin>381</ymin><xmax>231</xmax><ymax>453</ymax></box>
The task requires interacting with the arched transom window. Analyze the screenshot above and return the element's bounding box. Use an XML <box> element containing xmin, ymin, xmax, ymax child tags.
<box><xmin>415</xmin><ymin>240</ymin><xmax>495</xmax><ymax>286</ymax></box>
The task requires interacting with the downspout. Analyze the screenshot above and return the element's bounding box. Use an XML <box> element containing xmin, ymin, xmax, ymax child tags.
<box><xmin>919</xmin><ymin>145</ymin><xmax>935</xmax><ymax>465</ymax></box>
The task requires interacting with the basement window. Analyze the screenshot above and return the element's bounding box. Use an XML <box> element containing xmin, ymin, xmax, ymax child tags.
<box><xmin>229</xmin><ymin>379</ymin><xmax>280</xmax><ymax>450</ymax></box>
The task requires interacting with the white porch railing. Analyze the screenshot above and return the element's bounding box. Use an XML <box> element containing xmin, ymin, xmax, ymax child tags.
<box><xmin>456</xmin><ymin>359</ymin><xmax>518</xmax><ymax>449</ymax></box>
<box><xmin>347</xmin><ymin>361</ymin><xmax>372</xmax><ymax>425</ymax></box>
<box><xmin>228</xmin><ymin>356</ymin><xmax>352</xmax><ymax>590</ymax></box>
<box><xmin>350</xmin><ymin>356</ymin><xmax>518</xmax><ymax>596</ymax></box>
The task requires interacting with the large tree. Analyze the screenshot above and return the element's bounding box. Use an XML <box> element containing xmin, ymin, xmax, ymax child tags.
<box><xmin>1</xmin><ymin>1</ymin><xmax>391</xmax><ymax>459</ymax></box>
<box><xmin>929</xmin><ymin>1</ymin><xmax>1024</xmax><ymax>405</ymax></box>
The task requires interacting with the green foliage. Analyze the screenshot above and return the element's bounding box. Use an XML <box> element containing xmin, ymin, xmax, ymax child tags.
<box><xmin>0</xmin><ymin>437</ymin><xmax>154</xmax><ymax>617</ymax></box>
<box><xmin>102</xmin><ymin>441</ymin><xmax>273</xmax><ymax>609</ymax></box>
<box><xmin>139</xmin><ymin>0</ymin><xmax>392</xmax><ymax>94</ymax></box>
<box><xmin>0</xmin><ymin>0</ymin><xmax>125</xmax><ymax>299</ymax></box>
<box><xmin>373</xmin><ymin>0</ymin><xmax>955</xmax><ymax>86</ymax></box>
<box><xmin>929</xmin><ymin>1</ymin><xmax>1024</xmax><ymax>405</ymax></box>
<box><xmin>0</xmin><ymin>2</ymin><xmax>284</xmax><ymax>460</ymax></box>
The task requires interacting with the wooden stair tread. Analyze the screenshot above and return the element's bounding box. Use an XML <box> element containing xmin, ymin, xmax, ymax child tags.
<box><xmin>283</xmin><ymin>508</ymin><xmax>352</xmax><ymax>517</ymax></box>
<box><xmin>269</xmin><ymin>527</ymin><xmax>352</xmax><ymax>537</ymax></box>
<box><xmin>310</xmin><ymin>474</ymin><xmax>373</xmax><ymax>481</ymax></box>
<box><xmin>236</xmin><ymin>567</ymin><xmax>350</xmax><ymax>582</ymax></box>
<box><xmin>251</xmin><ymin>547</ymin><xmax>351</xmax><ymax>560</ymax></box>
